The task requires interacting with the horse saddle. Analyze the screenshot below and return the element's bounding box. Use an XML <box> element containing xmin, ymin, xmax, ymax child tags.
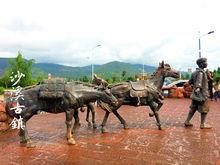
<box><xmin>129</xmin><ymin>81</ymin><xmax>148</xmax><ymax>98</ymax></box>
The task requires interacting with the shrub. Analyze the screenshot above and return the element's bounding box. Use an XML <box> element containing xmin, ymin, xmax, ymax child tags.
<box><xmin>0</xmin><ymin>87</ymin><xmax>4</xmax><ymax>95</ymax></box>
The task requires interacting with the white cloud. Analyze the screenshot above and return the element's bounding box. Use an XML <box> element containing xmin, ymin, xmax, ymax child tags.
<box><xmin>0</xmin><ymin>0</ymin><xmax>220</xmax><ymax>71</ymax></box>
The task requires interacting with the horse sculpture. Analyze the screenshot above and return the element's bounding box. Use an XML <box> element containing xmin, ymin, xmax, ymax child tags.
<box><xmin>5</xmin><ymin>80</ymin><xmax>118</xmax><ymax>147</ymax></box>
<box><xmin>91</xmin><ymin>61</ymin><xmax>179</xmax><ymax>132</ymax></box>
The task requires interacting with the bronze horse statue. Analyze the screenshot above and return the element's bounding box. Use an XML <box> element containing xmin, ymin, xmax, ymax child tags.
<box><xmin>5</xmin><ymin>81</ymin><xmax>118</xmax><ymax>147</ymax></box>
<box><xmin>90</xmin><ymin>61</ymin><xmax>179</xmax><ymax>132</ymax></box>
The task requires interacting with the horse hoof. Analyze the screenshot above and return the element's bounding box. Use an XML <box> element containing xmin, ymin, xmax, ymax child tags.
<box><xmin>149</xmin><ymin>113</ymin><xmax>154</xmax><ymax>117</ymax></box>
<box><xmin>68</xmin><ymin>138</ymin><xmax>76</xmax><ymax>145</ymax></box>
<box><xmin>157</xmin><ymin>124</ymin><xmax>162</xmax><ymax>130</ymax></box>
<box><xmin>88</xmin><ymin>122</ymin><xmax>92</xmax><ymax>127</ymax></box>
<box><xmin>123</xmin><ymin>124</ymin><xmax>129</xmax><ymax>129</ymax></box>
<box><xmin>26</xmin><ymin>142</ymin><xmax>36</xmax><ymax>148</ymax></box>
<box><xmin>101</xmin><ymin>127</ymin><xmax>108</xmax><ymax>133</ymax></box>
<box><xmin>20</xmin><ymin>142</ymin><xmax>36</xmax><ymax>148</ymax></box>
<box><xmin>93</xmin><ymin>124</ymin><xmax>97</xmax><ymax>129</ymax></box>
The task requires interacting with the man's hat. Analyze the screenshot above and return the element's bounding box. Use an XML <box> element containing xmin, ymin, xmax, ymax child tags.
<box><xmin>196</xmin><ymin>58</ymin><xmax>207</xmax><ymax>65</ymax></box>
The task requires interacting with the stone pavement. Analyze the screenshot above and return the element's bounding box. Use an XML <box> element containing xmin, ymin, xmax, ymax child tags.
<box><xmin>0</xmin><ymin>98</ymin><xmax>220</xmax><ymax>165</ymax></box>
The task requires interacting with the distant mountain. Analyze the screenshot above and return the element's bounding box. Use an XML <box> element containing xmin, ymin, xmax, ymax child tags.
<box><xmin>0</xmin><ymin>58</ymin><xmax>156</xmax><ymax>79</ymax></box>
<box><xmin>0</xmin><ymin>58</ymin><xmax>11</xmax><ymax>76</ymax></box>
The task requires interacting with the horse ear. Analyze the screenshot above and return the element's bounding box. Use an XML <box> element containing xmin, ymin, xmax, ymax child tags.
<box><xmin>161</xmin><ymin>61</ymin><xmax>164</xmax><ymax>68</ymax></box>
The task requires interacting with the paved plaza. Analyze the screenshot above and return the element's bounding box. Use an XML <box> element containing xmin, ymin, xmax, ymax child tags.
<box><xmin>0</xmin><ymin>98</ymin><xmax>220</xmax><ymax>165</ymax></box>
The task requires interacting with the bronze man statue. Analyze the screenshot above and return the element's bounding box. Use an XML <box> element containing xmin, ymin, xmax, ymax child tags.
<box><xmin>184</xmin><ymin>57</ymin><xmax>212</xmax><ymax>129</ymax></box>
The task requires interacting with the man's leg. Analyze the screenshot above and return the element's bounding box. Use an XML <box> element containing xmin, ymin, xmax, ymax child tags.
<box><xmin>184</xmin><ymin>107</ymin><xmax>196</xmax><ymax>127</ymax></box>
<box><xmin>200</xmin><ymin>113</ymin><xmax>212</xmax><ymax>129</ymax></box>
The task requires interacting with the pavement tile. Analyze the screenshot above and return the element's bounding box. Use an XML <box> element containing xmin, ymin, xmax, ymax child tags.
<box><xmin>0</xmin><ymin>98</ymin><xmax>220</xmax><ymax>164</ymax></box>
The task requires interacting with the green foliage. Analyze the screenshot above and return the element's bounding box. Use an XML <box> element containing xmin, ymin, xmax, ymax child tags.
<box><xmin>7</xmin><ymin>52</ymin><xmax>35</xmax><ymax>87</ymax></box>
<box><xmin>0</xmin><ymin>87</ymin><xmax>4</xmax><ymax>95</ymax></box>
<box><xmin>79</xmin><ymin>76</ymin><xmax>89</xmax><ymax>82</ymax></box>
<box><xmin>0</xmin><ymin>69</ymin><xmax>11</xmax><ymax>88</ymax></box>
<box><xmin>213</xmin><ymin>69</ymin><xmax>220</xmax><ymax>82</ymax></box>
<box><xmin>181</xmin><ymin>73</ymin><xmax>190</xmax><ymax>80</ymax></box>
<box><xmin>126</xmin><ymin>76</ymin><xmax>136</xmax><ymax>81</ymax></box>
<box><xmin>0</xmin><ymin>52</ymin><xmax>35</xmax><ymax>87</ymax></box>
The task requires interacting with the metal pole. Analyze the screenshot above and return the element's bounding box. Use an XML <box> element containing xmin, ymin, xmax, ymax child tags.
<box><xmin>199</xmin><ymin>38</ymin><xmax>201</xmax><ymax>58</ymax></box>
<box><xmin>198</xmin><ymin>30</ymin><xmax>214</xmax><ymax>58</ymax></box>
<box><xmin>91</xmin><ymin>44</ymin><xmax>101</xmax><ymax>80</ymax></box>
<box><xmin>199</xmin><ymin>31</ymin><xmax>201</xmax><ymax>58</ymax></box>
<box><xmin>92</xmin><ymin>64</ymin><xmax>94</xmax><ymax>81</ymax></box>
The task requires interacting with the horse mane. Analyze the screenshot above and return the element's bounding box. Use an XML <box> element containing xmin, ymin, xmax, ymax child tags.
<box><xmin>108</xmin><ymin>82</ymin><xmax>128</xmax><ymax>88</ymax></box>
<box><xmin>150</xmin><ymin>63</ymin><xmax>171</xmax><ymax>79</ymax></box>
<box><xmin>22</xmin><ymin>84</ymin><xmax>38</xmax><ymax>90</ymax></box>
<box><xmin>68</xmin><ymin>81</ymin><xmax>96</xmax><ymax>88</ymax></box>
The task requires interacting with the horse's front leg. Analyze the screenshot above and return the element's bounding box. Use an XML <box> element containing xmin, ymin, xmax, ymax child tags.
<box><xmin>19</xmin><ymin>122</ymin><xmax>35</xmax><ymax>148</ymax></box>
<box><xmin>19</xmin><ymin>105</ymin><xmax>38</xmax><ymax>147</ymax></box>
<box><xmin>149</xmin><ymin>101</ymin><xmax>162</xmax><ymax>130</ymax></box>
<box><xmin>101</xmin><ymin>111</ymin><xmax>110</xmax><ymax>133</ymax></box>
<box><xmin>65</xmin><ymin>110</ymin><xmax>76</xmax><ymax>145</ymax></box>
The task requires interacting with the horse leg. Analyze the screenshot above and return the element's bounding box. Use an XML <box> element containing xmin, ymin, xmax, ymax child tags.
<box><xmin>101</xmin><ymin>111</ymin><xmax>110</xmax><ymax>133</ymax></box>
<box><xmin>88</xmin><ymin>103</ymin><xmax>97</xmax><ymax>129</ymax></box>
<box><xmin>72</xmin><ymin>109</ymin><xmax>80</xmax><ymax>133</ymax></box>
<box><xmin>19</xmin><ymin>122</ymin><xmax>35</xmax><ymax>148</ymax></box>
<box><xmin>149</xmin><ymin>101</ymin><xmax>162</xmax><ymax>130</ymax></box>
<box><xmin>19</xmin><ymin>105</ymin><xmax>38</xmax><ymax>147</ymax></box>
<box><xmin>86</xmin><ymin>105</ymin><xmax>92</xmax><ymax>127</ymax></box>
<box><xmin>149</xmin><ymin>100</ymin><xmax>163</xmax><ymax>117</ymax></box>
<box><xmin>112</xmin><ymin>110</ymin><xmax>128</xmax><ymax>129</ymax></box>
<box><xmin>65</xmin><ymin>110</ymin><xmax>76</xmax><ymax>145</ymax></box>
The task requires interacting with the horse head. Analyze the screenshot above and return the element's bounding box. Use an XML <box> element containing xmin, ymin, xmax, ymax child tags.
<box><xmin>154</xmin><ymin>61</ymin><xmax>180</xmax><ymax>79</ymax></box>
<box><xmin>150</xmin><ymin>61</ymin><xmax>180</xmax><ymax>90</ymax></box>
<box><xmin>99</xmin><ymin>87</ymin><xmax>118</xmax><ymax>107</ymax></box>
<box><xmin>92</xmin><ymin>74</ymin><xmax>109</xmax><ymax>89</ymax></box>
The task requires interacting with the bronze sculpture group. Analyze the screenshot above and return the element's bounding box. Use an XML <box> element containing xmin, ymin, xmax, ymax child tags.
<box><xmin>5</xmin><ymin>59</ymin><xmax>212</xmax><ymax>147</ymax></box>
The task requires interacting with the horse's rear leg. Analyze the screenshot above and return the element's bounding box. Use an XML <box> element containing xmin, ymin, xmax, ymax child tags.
<box><xmin>149</xmin><ymin>100</ymin><xmax>163</xmax><ymax>117</ymax></box>
<box><xmin>65</xmin><ymin>110</ymin><xmax>76</xmax><ymax>145</ymax></box>
<box><xmin>72</xmin><ymin>109</ymin><xmax>80</xmax><ymax>133</ymax></box>
<box><xmin>149</xmin><ymin>102</ymin><xmax>162</xmax><ymax>130</ymax></box>
<box><xmin>86</xmin><ymin>103</ymin><xmax>97</xmax><ymax>129</ymax></box>
<box><xmin>86</xmin><ymin>106</ymin><xmax>92</xmax><ymax>127</ymax></box>
<box><xmin>112</xmin><ymin>110</ymin><xmax>128</xmax><ymax>129</ymax></box>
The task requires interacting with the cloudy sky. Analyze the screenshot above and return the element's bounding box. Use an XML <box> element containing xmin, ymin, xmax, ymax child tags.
<box><xmin>0</xmin><ymin>0</ymin><xmax>219</xmax><ymax>71</ymax></box>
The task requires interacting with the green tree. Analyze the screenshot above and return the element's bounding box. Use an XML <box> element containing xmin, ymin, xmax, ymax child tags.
<box><xmin>0</xmin><ymin>69</ymin><xmax>11</xmax><ymax>88</ymax></box>
<box><xmin>82</xmin><ymin>76</ymin><xmax>89</xmax><ymax>82</ymax></box>
<box><xmin>213</xmin><ymin>68</ymin><xmax>220</xmax><ymax>82</ymax></box>
<box><xmin>181</xmin><ymin>73</ymin><xmax>190</xmax><ymax>80</ymax></box>
<box><xmin>7</xmin><ymin>52</ymin><xmax>34</xmax><ymax>87</ymax></box>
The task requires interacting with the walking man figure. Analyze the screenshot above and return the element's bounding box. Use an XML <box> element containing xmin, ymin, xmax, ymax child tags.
<box><xmin>184</xmin><ymin>58</ymin><xmax>212</xmax><ymax>129</ymax></box>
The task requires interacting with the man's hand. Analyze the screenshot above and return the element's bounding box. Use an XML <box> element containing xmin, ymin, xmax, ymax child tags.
<box><xmin>195</xmin><ymin>88</ymin><xmax>200</xmax><ymax>93</ymax></box>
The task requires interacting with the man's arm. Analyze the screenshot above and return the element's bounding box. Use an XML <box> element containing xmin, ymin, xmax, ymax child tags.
<box><xmin>194</xmin><ymin>72</ymin><xmax>203</xmax><ymax>92</ymax></box>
